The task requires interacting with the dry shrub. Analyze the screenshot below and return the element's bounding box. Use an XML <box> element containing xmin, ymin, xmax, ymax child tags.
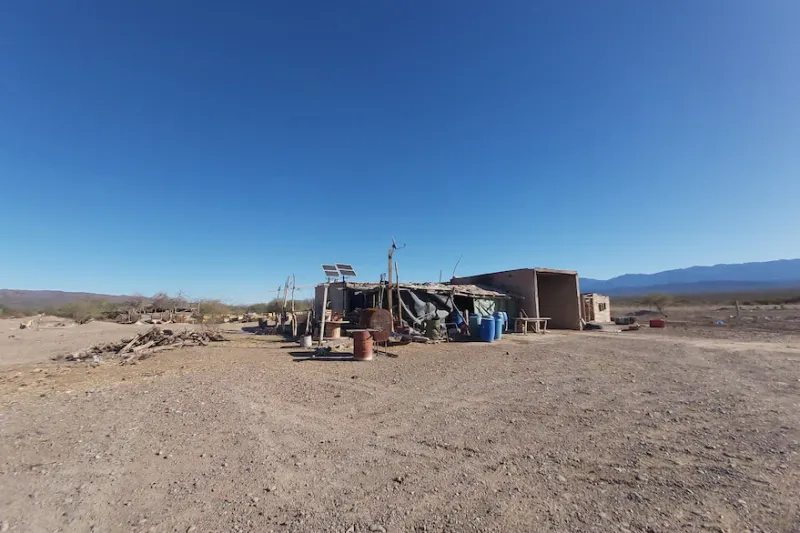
<box><xmin>53</xmin><ymin>299</ymin><xmax>116</xmax><ymax>324</ymax></box>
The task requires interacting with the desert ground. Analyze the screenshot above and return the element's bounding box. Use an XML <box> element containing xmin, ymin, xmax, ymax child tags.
<box><xmin>1</xmin><ymin>310</ymin><xmax>799</xmax><ymax>532</ymax></box>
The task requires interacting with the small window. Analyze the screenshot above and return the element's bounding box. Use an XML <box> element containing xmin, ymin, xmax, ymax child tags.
<box><xmin>598</xmin><ymin>303</ymin><xmax>607</xmax><ymax>311</ymax></box>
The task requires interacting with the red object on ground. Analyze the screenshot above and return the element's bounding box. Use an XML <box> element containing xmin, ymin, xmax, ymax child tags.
<box><xmin>352</xmin><ymin>330</ymin><xmax>374</xmax><ymax>361</ymax></box>
<box><xmin>649</xmin><ymin>319</ymin><xmax>666</xmax><ymax>328</ymax></box>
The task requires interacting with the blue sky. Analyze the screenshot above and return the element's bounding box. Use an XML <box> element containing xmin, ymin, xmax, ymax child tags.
<box><xmin>1</xmin><ymin>1</ymin><xmax>798</xmax><ymax>303</ymax></box>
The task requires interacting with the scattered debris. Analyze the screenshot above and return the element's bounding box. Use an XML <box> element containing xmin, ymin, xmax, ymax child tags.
<box><xmin>313</xmin><ymin>346</ymin><xmax>334</xmax><ymax>358</ymax></box>
<box><xmin>19</xmin><ymin>314</ymin><xmax>44</xmax><ymax>330</ymax></box>
<box><xmin>55</xmin><ymin>327</ymin><xmax>225</xmax><ymax>364</ymax></box>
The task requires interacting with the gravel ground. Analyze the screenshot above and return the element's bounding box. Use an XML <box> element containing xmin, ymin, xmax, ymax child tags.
<box><xmin>1</xmin><ymin>325</ymin><xmax>799</xmax><ymax>532</ymax></box>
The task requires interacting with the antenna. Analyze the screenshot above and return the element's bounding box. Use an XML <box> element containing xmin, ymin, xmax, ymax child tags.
<box><xmin>451</xmin><ymin>254</ymin><xmax>463</xmax><ymax>279</ymax></box>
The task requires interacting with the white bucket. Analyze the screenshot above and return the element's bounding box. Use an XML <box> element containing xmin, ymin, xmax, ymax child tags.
<box><xmin>300</xmin><ymin>335</ymin><xmax>313</xmax><ymax>348</ymax></box>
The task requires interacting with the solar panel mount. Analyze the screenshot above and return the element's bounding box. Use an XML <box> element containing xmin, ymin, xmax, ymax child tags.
<box><xmin>322</xmin><ymin>264</ymin><xmax>340</xmax><ymax>278</ymax></box>
<box><xmin>336</xmin><ymin>263</ymin><xmax>357</xmax><ymax>277</ymax></box>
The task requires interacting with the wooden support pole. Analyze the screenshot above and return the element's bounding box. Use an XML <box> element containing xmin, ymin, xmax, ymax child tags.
<box><xmin>395</xmin><ymin>261</ymin><xmax>402</xmax><ymax>327</ymax></box>
<box><xmin>281</xmin><ymin>276</ymin><xmax>290</xmax><ymax>331</ymax></box>
<box><xmin>387</xmin><ymin>247</ymin><xmax>394</xmax><ymax>331</ymax></box>
<box><xmin>318</xmin><ymin>284</ymin><xmax>329</xmax><ymax>347</ymax></box>
<box><xmin>291</xmin><ymin>274</ymin><xmax>297</xmax><ymax>337</ymax></box>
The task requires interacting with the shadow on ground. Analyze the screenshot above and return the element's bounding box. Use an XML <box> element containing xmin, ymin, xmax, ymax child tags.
<box><xmin>288</xmin><ymin>350</ymin><xmax>358</xmax><ymax>362</ymax></box>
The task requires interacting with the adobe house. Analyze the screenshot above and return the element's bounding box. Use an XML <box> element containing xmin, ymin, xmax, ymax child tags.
<box><xmin>582</xmin><ymin>293</ymin><xmax>611</xmax><ymax>323</ymax></box>
<box><xmin>451</xmin><ymin>268</ymin><xmax>582</xmax><ymax>330</ymax></box>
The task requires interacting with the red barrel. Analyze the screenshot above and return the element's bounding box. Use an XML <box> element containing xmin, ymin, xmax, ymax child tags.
<box><xmin>649</xmin><ymin>319</ymin><xmax>666</xmax><ymax>328</ymax></box>
<box><xmin>352</xmin><ymin>331</ymin><xmax>374</xmax><ymax>361</ymax></box>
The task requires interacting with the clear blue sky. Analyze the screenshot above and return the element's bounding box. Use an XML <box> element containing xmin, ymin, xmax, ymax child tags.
<box><xmin>2</xmin><ymin>1</ymin><xmax>798</xmax><ymax>303</ymax></box>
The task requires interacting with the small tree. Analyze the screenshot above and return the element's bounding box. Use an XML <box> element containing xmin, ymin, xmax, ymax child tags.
<box><xmin>151</xmin><ymin>292</ymin><xmax>171</xmax><ymax>312</ymax></box>
<box><xmin>129</xmin><ymin>293</ymin><xmax>147</xmax><ymax>313</ymax></box>
<box><xmin>170</xmin><ymin>290</ymin><xmax>189</xmax><ymax>311</ymax></box>
<box><xmin>195</xmin><ymin>299</ymin><xmax>231</xmax><ymax>326</ymax></box>
<box><xmin>641</xmin><ymin>293</ymin><xmax>671</xmax><ymax>316</ymax></box>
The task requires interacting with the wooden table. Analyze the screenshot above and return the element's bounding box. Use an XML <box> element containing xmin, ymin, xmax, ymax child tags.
<box><xmin>514</xmin><ymin>317</ymin><xmax>550</xmax><ymax>334</ymax></box>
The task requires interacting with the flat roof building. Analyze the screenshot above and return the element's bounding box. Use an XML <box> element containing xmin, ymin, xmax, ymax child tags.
<box><xmin>452</xmin><ymin>268</ymin><xmax>582</xmax><ymax>330</ymax></box>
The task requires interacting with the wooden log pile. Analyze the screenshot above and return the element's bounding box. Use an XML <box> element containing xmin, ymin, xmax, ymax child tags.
<box><xmin>58</xmin><ymin>326</ymin><xmax>225</xmax><ymax>364</ymax></box>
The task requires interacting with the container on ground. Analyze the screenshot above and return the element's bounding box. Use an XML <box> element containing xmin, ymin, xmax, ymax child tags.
<box><xmin>480</xmin><ymin>316</ymin><xmax>496</xmax><ymax>342</ymax></box>
<box><xmin>352</xmin><ymin>331</ymin><xmax>374</xmax><ymax>361</ymax></box>
<box><xmin>493</xmin><ymin>313</ymin><xmax>504</xmax><ymax>340</ymax></box>
<box><xmin>469</xmin><ymin>314</ymin><xmax>482</xmax><ymax>338</ymax></box>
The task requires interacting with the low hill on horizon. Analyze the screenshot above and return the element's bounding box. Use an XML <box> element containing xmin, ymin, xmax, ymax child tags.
<box><xmin>0</xmin><ymin>289</ymin><xmax>136</xmax><ymax>311</ymax></box>
<box><xmin>581</xmin><ymin>259</ymin><xmax>800</xmax><ymax>296</ymax></box>
<box><xmin>5</xmin><ymin>258</ymin><xmax>800</xmax><ymax>308</ymax></box>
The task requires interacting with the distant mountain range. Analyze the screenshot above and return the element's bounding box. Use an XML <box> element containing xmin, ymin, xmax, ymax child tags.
<box><xmin>0</xmin><ymin>289</ymin><xmax>134</xmax><ymax>310</ymax></box>
<box><xmin>4</xmin><ymin>258</ymin><xmax>800</xmax><ymax>308</ymax></box>
<box><xmin>580</xmin><ymin>259</ymin><xmax>800</xmax><ymax>296</ymax></box>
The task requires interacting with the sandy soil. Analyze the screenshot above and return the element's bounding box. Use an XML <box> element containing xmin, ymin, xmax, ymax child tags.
<box><xmin>0</xmin><ymin>317</ymin><xmax>210</xmax><ymax>367</ymax></box>
<box><xmin>1</xmin><ymin>320</ymin><xmax>799</xmax><ymax>532</ymax></box>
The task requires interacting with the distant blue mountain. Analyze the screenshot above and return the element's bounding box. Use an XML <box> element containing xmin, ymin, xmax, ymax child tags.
<box><xmin>581</xmin><ymin>259</ymin><xmax>800</xmax><ymax>296</ymax></box>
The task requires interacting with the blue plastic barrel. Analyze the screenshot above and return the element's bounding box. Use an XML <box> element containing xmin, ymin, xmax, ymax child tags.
<box><xmin>469</xmin><ymin>314</ymin><xmax>482</xmax><ymax>337</ymax></box>
<box><xmin>493</xmin><ymin>314</ymin><xmax>504</xmax><ymax>340</ymax></box>
<box><xmin>480</xmin><ymin>316</ymin><xmax>496</xmax><ymax>342</ymax></box>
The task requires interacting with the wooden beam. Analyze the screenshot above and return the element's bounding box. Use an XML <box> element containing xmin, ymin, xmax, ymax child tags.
<box><xmin>291</xmin><ymin>274</ymin><xmax>297</xmax><ymax>337</ymax></box>
<box><xmin>395</xmin><ymin>261</ymin><xmax>402</xmax><ymax>327</ymax></box>
<box><xmin>387</xmin><ymin>247</ymin><xmax>394</xmax><ymax>331</ymax></box>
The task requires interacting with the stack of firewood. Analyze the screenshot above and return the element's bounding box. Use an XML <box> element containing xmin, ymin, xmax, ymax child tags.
<box><xmin>57</xmin><ymin>326</ymin><xmax>225</xmax><ymax>364</ymax></box>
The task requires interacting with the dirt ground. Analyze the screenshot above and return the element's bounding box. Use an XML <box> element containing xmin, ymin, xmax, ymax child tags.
<box><xmin>0</xmin><ymin>316</ymin><xmax>199</xmax><ymax>367</ymax></box>
<box><xmin>1</xmin><ymin>316</ymin><xmax>799</xmax><ymax>532</ymax></box>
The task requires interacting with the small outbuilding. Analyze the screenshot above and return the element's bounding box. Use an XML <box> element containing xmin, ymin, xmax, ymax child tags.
<box><xmin>582</xmin><ymin>293</ymin><xmax>611</xmax><ymax>323</ymax></box>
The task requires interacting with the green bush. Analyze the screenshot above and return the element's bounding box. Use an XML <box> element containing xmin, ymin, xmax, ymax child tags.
<box><xmin>52</xmin><ymin>299</ymin><xmax>117</xmax><ymax>324</ymax></box>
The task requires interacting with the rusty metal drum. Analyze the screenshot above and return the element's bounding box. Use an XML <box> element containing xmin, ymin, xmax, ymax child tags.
<box><xmin>359</xmin><ymin>308</ymin><xmax>392</xmax><ymax>343</ymax></box>
<box><xmin>352</xmin><ymin>330</ymin><xmax>374</xmax><ymax>361</ymax></box>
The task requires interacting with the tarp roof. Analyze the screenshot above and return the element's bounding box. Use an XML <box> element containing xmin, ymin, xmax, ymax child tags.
<box><xmin>324</xmin><ymin>281</ymin><xmax>521</xmax><ymax>300</ymax></box>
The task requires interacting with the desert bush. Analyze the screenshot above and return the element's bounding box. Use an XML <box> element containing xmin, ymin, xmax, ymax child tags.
<box><xmin>246</xmin><ymin>302</ymin><xmax>270</xmax><ymax>313</ymax></box>
<box><xmin>0</xmin><ymin>305</ymin><xmax>24</xmax><ymax>319</ymax></box>
<box><xmin>52</xmin><ymin>299</ymin><xmax>116</xmax><ymax>324</ymax></box>
<box><xmin>640</xmin><ymin>293</ymin><xmax>672</xmax><ymax>315</ymax></box>
<box><xmin>193</xmin><ymin>299</ymin><xmax>231</xmax><ymax>325</ymax></box>
<box><xmin>247</xmin><ymin>298</ymin><xmax>313</xmax><ymax>314</ymax></box>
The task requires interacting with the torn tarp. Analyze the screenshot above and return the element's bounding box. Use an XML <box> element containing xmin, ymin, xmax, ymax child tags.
<box><xmin>398</xmin><ymin>289</ymin><xmax>457</xmax><ymax>328</ymax></box>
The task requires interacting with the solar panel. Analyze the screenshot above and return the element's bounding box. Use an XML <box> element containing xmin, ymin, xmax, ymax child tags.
<box><xmin>322</xmin><ymin>264</ymin><xmax>340</xmax><ymax>278</ymax></box>
<box><xmin>336</xmin><ymin>263</ymin><xmax>357</xmax><ymax>277</ymax></box>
